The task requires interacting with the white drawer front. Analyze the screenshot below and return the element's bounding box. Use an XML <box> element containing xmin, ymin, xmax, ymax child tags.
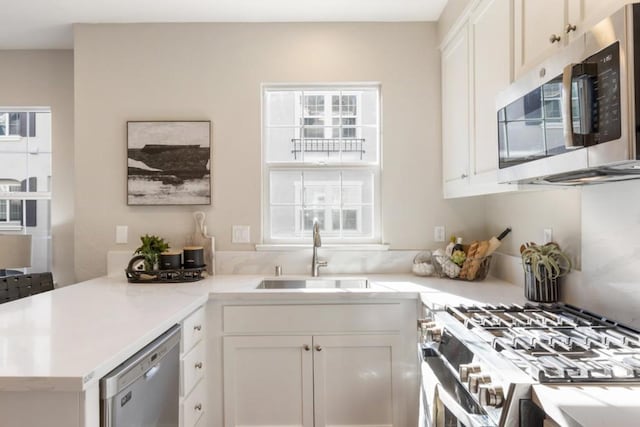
<box><xmin>180</xmin><ymin>381</ymin><xmax>205</xmax><ymax>427</ymax></box>
<box><xmin>182</xmin><ymin>306</ymin><xmax>205</xmax><ymax>354</ymax></box>
<box><xmin>181</xmin><ymin>340</ymin><xmax>205</xmax><ymax>396</ymax></box>
<box><xmin>181</xmin><ymin>379</ymin><xmax>205</xmax><ymax>427</ymax></box>
<box><xmin>223</xmin><ymin>303</ymin><xmax>403</xmax><ymax>334</ymax></box>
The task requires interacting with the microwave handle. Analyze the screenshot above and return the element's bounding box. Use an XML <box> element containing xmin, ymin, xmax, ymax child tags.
<box><xmin>562</xmin><ymin>63</ymin><xmax>580</xmax><ymax>149</ymax></box>
<box><xmin>433</xmin><ymin>383</ymin><xmax>492</xmax><ymax>427</ymax></box>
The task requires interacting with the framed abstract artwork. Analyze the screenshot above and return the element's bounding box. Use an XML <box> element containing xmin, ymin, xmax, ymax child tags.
<box><xmin>127</xmin><ymin>121</ymin><xmax>211</xmax><ymax>205</ymax></box>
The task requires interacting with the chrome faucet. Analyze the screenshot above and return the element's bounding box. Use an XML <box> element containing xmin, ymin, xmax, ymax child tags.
<box><xmin>311</xmin><ymin>221</ymin><xmax>328</xmax><ymax>277</ymax></box>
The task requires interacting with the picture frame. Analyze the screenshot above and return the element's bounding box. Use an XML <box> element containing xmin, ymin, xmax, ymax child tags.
<box><xmin>127</xmin><ymin>121</ymin><xmax>211</xmax><ymax>205</ymax></box>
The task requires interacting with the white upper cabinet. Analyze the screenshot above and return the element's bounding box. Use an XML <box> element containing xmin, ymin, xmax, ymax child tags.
<box><xmin>441</xmin><ymin>24</ymin><xmax>471</xmax><ymax>196</ymax></box>
<box><xmin>470</xmin><ymin>0</ymin><xmax>512</xmax><ymax>185</ymax></box>
<box><xmin>441</xmin><ymin>0</ymin><xmax>519</xmax><ymax>198</ymax></box>
<box><xmin>513</xmin><ymin>0</ymin><xmax>566</xmax><ymax>78</ymax></box>
<box><xmin>514</xmin><ymin>0</ymin><xmax>627</xmax><ymax>79</ymax></box>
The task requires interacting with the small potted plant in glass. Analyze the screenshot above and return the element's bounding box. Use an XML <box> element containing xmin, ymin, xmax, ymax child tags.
<box><xmin>134</xmin><ymin>234</ymin><xmax>170</xmax><ymax>271</ymax></box>
<box><xmin>520</xmin><ymin>242</ymin><xmax>571</xmax><ymax>302</ymax></box>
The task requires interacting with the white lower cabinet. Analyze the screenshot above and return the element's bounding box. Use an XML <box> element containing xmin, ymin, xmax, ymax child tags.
<box><xmin>216</xmin><ymin>301</ymin><xmax>415</xmax><ymax>427</ymax></box>
<box><xmin>181</xmin><ymin>306</ymin><xmax>207</xmax><ymax>427</ymax></box>
<box><xmin>223</xmin><ymin>335</ymin><xmax>314</xmax><ymax>427</ymax></box>
<box><xmin>223</xmin><ymin>334</ymin><xmax>400</xmax><ymax>427</ymax></box>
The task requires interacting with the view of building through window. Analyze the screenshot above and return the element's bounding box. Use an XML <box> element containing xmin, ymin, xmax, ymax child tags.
<box><xmin>0</xmin><ymin>109</ymin><xmax>52</xmax><ymax>273</ymax></box>
<box><xmin>263</xmin><ymin>85</ymin><xmax>380</xmax><ymax>243</ymax></box>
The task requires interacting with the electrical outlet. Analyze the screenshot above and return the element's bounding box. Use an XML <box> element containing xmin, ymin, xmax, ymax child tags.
<box><xmin>116</xmin><ymin>225</ymin><xmax>128</xmax><ymax>244</ymax></box>
<box><xmin>232</xmin><ymin>225</ymin><xmax>251</xmax><ymax>243</ymax></box>
<box><xmin>434</xmin><ymin>226</ymin><xmax>446</xmax><ymax>242</ymax></box>
<box><xmin>543</xmin><ymin>228</ymin><xmax>553</xmax><ymax>244</ymax></box>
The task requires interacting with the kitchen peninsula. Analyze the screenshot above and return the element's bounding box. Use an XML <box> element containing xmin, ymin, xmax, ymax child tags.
<box><xmin>0</xmin><ymin>273</ymin><xmax>523</xmax><ymax>427</ymax></box>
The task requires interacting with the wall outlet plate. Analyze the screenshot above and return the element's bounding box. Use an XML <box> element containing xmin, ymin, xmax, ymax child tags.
<box><xmin>116</xmin><ymin>225</ymin><xmax>128</xmax><ymax>244</ymax></box>
<box><xmin>543</xmin><ymin>228</ymin><xmax>553</xmax><ymax>244</ymax></box>
<box><xmin>434</xmin><ymin>226</ymin><xmax>445</xmax><ymax>242</ymax></box>
<box><xmin>232</xmin><ymin>225</ymin><xmax>251</xmax><ymax>243</ymax></box>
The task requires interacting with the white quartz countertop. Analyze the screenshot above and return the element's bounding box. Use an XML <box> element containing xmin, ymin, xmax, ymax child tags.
<box><xmin>1</xmin><ymin>272</ymin><xmax>636</xmax><ymax>426</ymax></box>
<box><xmin>0</xmin><ymin>273</ymin><xmax>522</xmax><ymax>392</ymax></box>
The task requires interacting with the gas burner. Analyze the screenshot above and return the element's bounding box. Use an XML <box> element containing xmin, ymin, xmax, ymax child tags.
<box><xmin>445</xmin><ymin>303</ymin><xmax>640</xmax><ymax>383</ymax></box>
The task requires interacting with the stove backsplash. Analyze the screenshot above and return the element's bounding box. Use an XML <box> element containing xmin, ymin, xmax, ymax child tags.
<box><xmin>573</xmin><ymin>179</ymin><xmax>640</xmax><ymax>329</ymax></box>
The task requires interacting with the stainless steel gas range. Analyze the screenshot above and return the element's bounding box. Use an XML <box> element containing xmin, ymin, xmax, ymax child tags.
<box><xmin>418</xmin><ymin>303</ymin><xmax>640</xmax><ymax>427</ymax></box>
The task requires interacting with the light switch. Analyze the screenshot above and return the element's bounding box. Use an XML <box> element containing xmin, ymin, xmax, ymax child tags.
<box><xmin>116</xmin><ymin>225</ymin><xmax>128</xmax><ymax>244</ymax></box>
<box><xmin>232</xmin><ymin>225</ymin><xmax>251</xmax><ymax>243</ymax></box>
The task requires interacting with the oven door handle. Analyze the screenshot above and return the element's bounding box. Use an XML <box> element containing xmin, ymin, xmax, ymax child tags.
<box><xmin>433</xmin><ymin>383</ymin><xmax>494</xmax><ymax>427</ymax></box>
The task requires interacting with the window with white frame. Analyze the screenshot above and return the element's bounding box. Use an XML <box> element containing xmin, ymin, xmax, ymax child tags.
<box><xmin>263</xmin><ymin>85</ymin><xmax>380</xmax><ymax>243</ymax></box>
<box><xmin>0</xmin><ymin>109</ymin><xmax>52</xmax><ymax>273</ymax></box>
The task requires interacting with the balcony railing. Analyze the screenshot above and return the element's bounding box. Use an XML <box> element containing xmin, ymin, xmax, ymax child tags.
<box><xmin>291</xmin><ymin>138</ymin><xmax>365</xmax><ymax>160</ymax></box>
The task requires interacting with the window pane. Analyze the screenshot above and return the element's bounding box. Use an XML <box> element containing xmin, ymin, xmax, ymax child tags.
<box><xmin>266</xmin><ymin>91</ymin><xmax>298</xmax><ymax>126</ymax></box>
<box><xmin>341</xmin><ymin>95</ymin><xmax>357</xmax><ymax>116</ymax></box>
<box><xmin>270</xmin><ymin>170</ymin><xmax>302</xmax><ymax>204</ymax></box>
<box><xmin>271</xmin><ymin>206</ymin><xmax>298</xmax><ymax>238</ymax></box>
<box><xmin>26</xmin><ymin>199</ymin><xmax>51</xmax><ymax>274</ymax></box>
<box><xmin>0</xmin><ymin>113</ymin><xmax>6</xmax><ymax>136</ymax></box>
<box><xmin>341</xmin><ymin>170</ymin><xmax>375</xmax><ymax>205</ymax></box>
<box><xmin>9</xmin><ymin>113</ymin><xmax>21</xmax><ymax>135</ymax></box>
<box><xmin>266</xmin><ymin>127</ymin><xmax>301</xmax><ymax>162</ymax></box>
<box><xmin>9</xmin><ymin>200</ymin><xmax>22</xmax><ymax>221</ymax></box>
<box><xmin>28</xmin><ymin>112</ymin><xmax>51</xmax><ymax>152</ymax></box>
<box><xmin>303</xmin><ymin>208</ymin><xmax>325</xmax><ymax>231</ymax></box>
<box><xmin>303</xmin><ymin>170</ymin><xmax>341</xmax><ymax>205</ymax></box>
<box><xmin>360</xmin><ymin>90</ymin><xmax>379</xmax><ymax>126</ymax></box>
<box><xmin>0</xmin><ymin>200</ymin><xmax>6</xmax><ymax>221</ymax></box>
<box><xmin>304</xmin><ymin>95</ymin><xmax>325</xmax><ymax>116</ymax></box>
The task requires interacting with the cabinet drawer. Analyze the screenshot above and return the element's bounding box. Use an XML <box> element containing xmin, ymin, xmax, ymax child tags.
<box><xmin>182</xmin><ymin>306</ymin><xmax>205</xmax><ymax>354</ymax></box>
<box><xmin>181</xmin><ymin>340</ymin><xmax>205</xmax><ymax>396</ymax></box>
<box><xmin>181</xmin><ymin>379</ymin><xmax>205</xmax><ymax>427</ymax></box>
<box><xmin>223</xmin><ymin>303</ymin><xmax>403</xmax><ymax>334</ymax></box>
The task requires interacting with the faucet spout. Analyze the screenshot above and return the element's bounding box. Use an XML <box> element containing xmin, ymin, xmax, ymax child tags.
<box><xmin>311</xmin><ymin>221</ymin><xmax>327</xmax><ymax>277</ymax></box>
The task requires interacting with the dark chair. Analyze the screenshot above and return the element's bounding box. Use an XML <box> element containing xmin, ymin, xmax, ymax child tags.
<box><xmin>0</xmin><ymin>272</ymin><xmax>54</xmax><ymax>304</ymax></box>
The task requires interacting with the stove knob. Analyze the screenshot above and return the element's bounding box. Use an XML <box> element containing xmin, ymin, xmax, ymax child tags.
<box><xmin>467</xmin><ymin>373</ymin><xmax>491</xmax><ymax>393</ymax></box>
<box><xmin>458</xmin><ymin>363</ymin><xmax>482</xmax><ymax>382</ymax></box>
<box><xmin>479</xmin><ymin>384</ymin><xmax>504</xmax><ymax>408</ymax></box>
<box><xmin>425</xmin><ymin>327</ymin><xmax>443</xmax><ymax>343</ymax></box>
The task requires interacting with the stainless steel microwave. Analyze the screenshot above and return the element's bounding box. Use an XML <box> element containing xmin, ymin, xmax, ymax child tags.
<box><xmin>496</xmin><ymin>3</ymin><xmax>640</xmax><ymax>185</ymax></box>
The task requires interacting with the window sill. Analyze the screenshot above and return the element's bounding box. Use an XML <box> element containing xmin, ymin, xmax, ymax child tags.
<box><xmin>0</xmin><ymin>136</ymin><xmax>21</xmax><ymax>142</ymax></box>
<box><xmin>255</xmin><ymin>243</ymin><xmax>390</xmax><ymax>252</ymax></box>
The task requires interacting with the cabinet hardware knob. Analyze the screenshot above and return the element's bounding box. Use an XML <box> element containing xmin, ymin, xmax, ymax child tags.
<box><xmin>195</xmin><ymin>361</ymin><xmax>203</xmax><ymax>369</ymax></box>
<box><xmin>315</xmin><ymin>345</ymin><xmax>323</xmax><ymax>351</ymax></box>
<box><xmin>194</xmin><ymin>403</ymin><xmax>202</xmax><ymax>411</ymax></box>
<box><xmin>549</xmin><ymin>34</ymin><xmax>561</xmax><ymax>43</ymax></box>
<box><xmin>303</xmin><ymin>344</ymin><xmax>311</xmax><ymax>351</ymax></box>
<box><xmin>565</xmin><ymin>23</ymin><xmax>577</xmax><ymax>34</ymax></box>
<box><xmin>193</xmin><ymin>324</ymin><xmax>202</xmax><ymax>331</ymax></box>
<box><xmin>461</xmin><ymin>173</ymin><xmax>468</xmax><ymax>179</ymax></box>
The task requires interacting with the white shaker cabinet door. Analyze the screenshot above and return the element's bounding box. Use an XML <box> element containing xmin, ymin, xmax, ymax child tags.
<box><xmin>514</xmin><ymin>0</ymin><xmax>566</xmax><ymax>78</ymax></box>
<box><xmin>442</xmin><ymin>23</ymin><xmax>471</xmax><ymax>193</ymax></box>
<box><xmin>312</xmin><ymin>334</ymin><xmax>402</xmax><ymax>427</ymax></box>
<box><xmin>223</xmin><ymin>335</ymin><xmax>314</xmax><ymax>427</ymax></box>
<box><xmin>470</xmin><ymin>0</ymin><xmax>512</xmax><ymax>178</ymax></box>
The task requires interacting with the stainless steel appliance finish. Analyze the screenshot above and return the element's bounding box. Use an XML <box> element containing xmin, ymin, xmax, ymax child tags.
<box><xmin>496</xmin><ymin>4</ymin><xmax>640</xmax><ymax>185</ymax></box>
<box><xmin>100</xmin><ymin>325</ymin><xmax>181</xmax><ymax>427</ymax></box>
<box><xmin>419</xmin><ymin>302</ymin><xmax>640</xmax><ymax>426</ymax></box>
<box><xmin>257</xmin><ymin>277</ymin><xmax>369</xmax><ymax>289</ymax></box>
<box><xmin>448</xmin><ymin>303</ymin><xmax>640</xmax><ymax>383</ymax></box>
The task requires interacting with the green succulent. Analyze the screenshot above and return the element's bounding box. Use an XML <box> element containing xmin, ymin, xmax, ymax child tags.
<box><xmin>521</xmin><ymin>242</ymin><xmax>571</xmax><ymax>281</ymax></box>
<box><xmin>134</xmin><ymin>234</ymin><xmax>170</xmax><ymax>271</ymax></box>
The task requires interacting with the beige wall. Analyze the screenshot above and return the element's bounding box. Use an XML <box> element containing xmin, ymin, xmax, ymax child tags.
<box><xmin>483</xmin><ymin>189</ymin><xmax>582</xmax><ymax>269</ymax></box>
<box><xmin>0</xmin><ymin>50</ymin><xmax>75</xmax><ymax>285</ymax></box>
<box><xmin>73</xmin><ymin>22</ymin><xmax>486</xmax><ymax>280</ymax></box>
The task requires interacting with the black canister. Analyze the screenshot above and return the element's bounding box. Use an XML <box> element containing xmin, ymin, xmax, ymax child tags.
<box><xmin>183</xmin><ymin>246</ymin><xmax>204</xmax><ymax>269</ymax></box>
<box><xmin>160</xmin><ymin>251</ymin><xmax>182</xmax><ymax>270</ymax></box>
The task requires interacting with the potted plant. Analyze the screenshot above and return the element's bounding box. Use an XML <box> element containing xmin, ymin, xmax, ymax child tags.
<box><xmin>134</xmin><ymin>234</ymin><xmax>170</xmax><ymax>271</ymax></box>
<box><xmin>520</xmin><ymin>242</ymin><xmax>571</xmax><ymax>302</ymax></box>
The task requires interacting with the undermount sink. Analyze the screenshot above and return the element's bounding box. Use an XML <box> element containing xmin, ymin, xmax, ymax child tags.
<box><xmin>257</xmin><ymin>277</ymin><xmax>369</xmax><ymax>289</ymax></box>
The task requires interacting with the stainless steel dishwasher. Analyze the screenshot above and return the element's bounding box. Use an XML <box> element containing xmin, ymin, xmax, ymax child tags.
<box><xmin>100</xmin><ymin>325</ymin><xmax>181</xmax><ymax>427</ymax></box>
